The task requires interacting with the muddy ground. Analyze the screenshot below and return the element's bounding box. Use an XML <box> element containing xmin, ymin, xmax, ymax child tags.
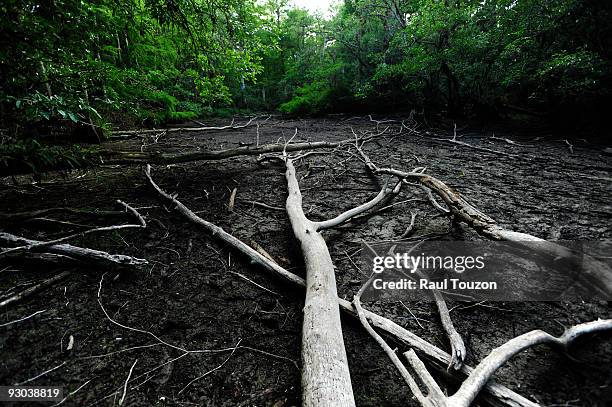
<box><xmin>0</xmin><ymin>116</ymin><xmax>611</xmax><ymax>406</ymax></box>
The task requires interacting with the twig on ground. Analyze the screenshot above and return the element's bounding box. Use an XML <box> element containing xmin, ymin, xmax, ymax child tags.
<box><xmin>228</xmin><ymin>188</ymin><xmax>237</xmax><ymax>212</ymax></box>
<box><xmin>178</xmin><ymin>339</ymin><xmax>243</xmax><ymax>394</ymax></box>
<box><xmin>399</xmin><ymin>211</ymin><xmax>417</xmax><ymax>238</ymax></box>
<box><xmin>0</xmin><ymin>309</ymin><xmax>47</xmax><ymax>328</ymax></box>
<box><xmin>51</xmin><ymin>378</ymin><xmax>93</xmax><ymax>406</ymax></box>
<box><xmin>228</xmin><ymin>271</ymin><xmax>280</xmax><ymax>296</ymax></box>
<box><xmin>14</xmin><ymin>361</ymin><xmax>68</xmax><ymax>385</ymax></box>
<box><xmin>119</xmin><ymin>359</ymin><xmax>138</xmax><ymax>406</ymax></box>
<box><xmin>0</xmin><ymin>271</ymin><xmax>71</xmax><ymax>309</ymax></box>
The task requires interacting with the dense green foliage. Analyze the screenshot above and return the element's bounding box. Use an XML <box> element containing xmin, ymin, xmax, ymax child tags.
<box><xmin>1</xmin><ymin>0</ymin><xmax>611</xmax><ymax>173</ymax></box>
<box><xmin>264</xmin><ymin>0</ymin><xmax>612</xmax><ymax>123</ymax></box>
<box><xmin>0</xmin><ymin>0</ymin><xmax>267</xmax><ymax>130</ymax></box>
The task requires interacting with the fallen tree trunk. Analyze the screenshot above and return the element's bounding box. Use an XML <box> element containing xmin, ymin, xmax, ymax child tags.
<box><xmin>102</xmin><ymin>126</ymin><xmax>395</xmax><ymax>166</ymax></box>
<box><xmin>283</xmin><ymin>158</ymin><xmax>356</xmax><ymax>407</ymax></box>
<box><xmin>109</xmin><ymin>116</ymin><xmax>264</xmax><ymax>137</ymax></box>
<box><xmin>144</xmin><ymin>164</ymin><xmax>538</xmax><ymax>407</ymax></box>
<box><xmin>102</xmin><ymin>140</ymin><xmax>344</xmax><ymax>165</ymax></box>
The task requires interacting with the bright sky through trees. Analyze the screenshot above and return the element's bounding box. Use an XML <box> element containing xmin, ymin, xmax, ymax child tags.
<box><xmin>290</xmin><ymin>0</ymin><xmax>339</xmax><ymax>17</ymax></box>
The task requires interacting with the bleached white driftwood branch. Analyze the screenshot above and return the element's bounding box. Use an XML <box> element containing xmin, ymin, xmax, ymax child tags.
<box><xmin>354</xmin><ymin>145</ymin><xmax>612</xmax><ymax>298</ymax></box>
<box><xmin>403</xmin><ymin>319</ymin><xmax>612</xmax><ymax>407</ymax></box>
<box><xmin>144</xmin><ymin>164</ymin><xmax>539</xmax><ymax>407</ymax></box>
<box><xmin>0</xmin><ymin>232</ymin><xmax>147</xmax><ymax>268</ymax></box>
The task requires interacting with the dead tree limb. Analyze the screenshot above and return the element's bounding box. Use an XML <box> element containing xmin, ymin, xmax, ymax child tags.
<box><xmin>316</xmin><ymin>179</ymin><xmax>402</xmax><ymax>230</ymax></box>
<box><xmin>432</xmin><ymin>136</ymin><xmax>516</xmax><ymax>158</ymax></box>
<box><xmin>0</xmin><ymin>208</ymin><xmax>126</xmax><ymax>224</ymax></box>
<box><xmin>283</xmin><ymin>157</ymin><xmax>356</xmax><ymax>406</ymax></box>
<box><xmin>0</xmin><ymin>232</ymin><xmax>147</xmax><ymax>268</ymax></box>
<box><xmin>403</xmin><ymin>319</ymin><xmax>612</xmax><ymax>407</ymax></box>
<box><xmin>427</xmin><ymin>123</ymin><xmax>517</xmax><ymax>158</ymax></box>
<box><xmin>0</xmin><ymin>271</ymin><xmax>71</xmax><ymax>308</ymax></box>
<box><xmin>353</xmin><ymin>280</ymin><xmax>437</xmax><ymax>407</ymax></box>
<box><xmin>102</xmin><ymin>127</ymin><xmax>396</xmax><ymax>166</ymax></box>
<box><xmin>144</xmin><ymin>165</ymin><xmax>538</xmax><ymax>407</ymax></box>
<box><xmin>103</xmin><ymin>140</ymin><xmax>345</xmax><ymax>165</ymax></box>
<box><xmin>1</xmin><ymin>200</ymin><xmax>146</xmax><ymax>256</ymax></box>
<box><xmin>355</xmin><ymin>146</ymin><xmax>612</xmax><ymax>298</ymax></box>
<box><xmin>387</xmin><ymin>242</ymin><xmax>467</xmax><ymax>371</ymax></box>
<box><xmin>433</xmin><ymin>289</ymin><xmax>466</xmax><ymax>371</ymax></box>
<box><xmin>110</xmin><ymin>116</ymin><xmax>266</xmax><ymax>137</ymax></box>
<box><xmin>144</xmin><ymin>165</ymin><xmax>304</xmax><ymax>287</ymax></box>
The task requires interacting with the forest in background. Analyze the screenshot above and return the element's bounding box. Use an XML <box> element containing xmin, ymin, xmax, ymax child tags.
<box><xmin>1</xmin><ymin>0</ymin><xmax>611</xmax><ymax>174</ymax></box>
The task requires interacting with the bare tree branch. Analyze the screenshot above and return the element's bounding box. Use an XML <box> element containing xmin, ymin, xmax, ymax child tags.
<box><xmin>144</xmin><ymin>164</ymin><xmax>539</xmax><ymax>407</ymax></box>
<box><xmin>403</xmin><ymin>319</ymin><xmax>612</xmax><ymax>407</ymax></box>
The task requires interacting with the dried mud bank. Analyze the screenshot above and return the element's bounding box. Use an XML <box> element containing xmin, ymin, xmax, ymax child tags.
<box><xmin>1</xmin><ymin>116</ymin><xmax>611</xmax><ymax>406</ymax></box>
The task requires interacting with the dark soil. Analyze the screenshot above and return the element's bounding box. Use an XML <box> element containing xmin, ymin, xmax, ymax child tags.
<box><xmin>1</xmin><ymin>116</ymin><xmax>611</xmax><ymax>407</ymax></box>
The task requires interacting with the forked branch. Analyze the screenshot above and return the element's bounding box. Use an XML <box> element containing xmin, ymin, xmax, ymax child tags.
<box><xmin>110</xmin><ymin>116</ymin><xmax>266</xmax><ymax>137</ymax></box>
<box><xmin>403</xmin><ymin>319</ymin><xmax>612</xmax><ymax>407</ymax></box>
<box><xmin>144</xmin><ymin>164</ymin><xmax>538</xmax><ymax>407</ymax></box>
<box><xmin>1</xmin><ymin>200</ymin><xmax>146</xmax><ymax>256</ymax></box>
<box><xmin>354</xmin><ymin>145</ymin><xmax>612</xmax><ymax>298</ymax></box>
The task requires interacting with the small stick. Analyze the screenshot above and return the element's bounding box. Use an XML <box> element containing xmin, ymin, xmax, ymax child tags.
<box><xmin>51</xmin><ymin>378</ymin><xmax>93</xmax><ymax>406</ymax></box>
<box><xmin>0</xmin><ymin>309</ymin><xmax>47</xmax><ymax>328</ymax></box>
<box><xmin>229</xmin><ymin>271</ymin><xmax>280</xmax><ymax>296</ymax></box>
<box><xmin>14</xmin><ymin>361</ymin><xmax>67</xmax><ymax>385</ymax></box>
<box><xmin>228</xmin><ymin>188</ymin><xmax>237</xmax><ymax>212</ymax></box>
<box><xmin>241</xmin><ymin>200</ymin><xmax>284</xmax><ymax>212</ymax></box>
<box><xmin>178</xmin><ymin>339</ymin><xmax>243</xmax><ymax>394</ymax></box>
<box><xmin>399</xmin><ymin>211</ymin><xmax>417</xmax><ymax>238</ymax></box>
<box><xmin>249</xmin><ymin>240</ymin><xmax>279</xmax><ymax>264</ymax></box>
<box><xmin>0</xmin><ymin>271</ymin><xmax>71</xmax><ymax>309</ymax></box>
<box><xmin>119</xmin><ymin>359</ymin><xmax>138</xmax><ymax>406</ymax></box>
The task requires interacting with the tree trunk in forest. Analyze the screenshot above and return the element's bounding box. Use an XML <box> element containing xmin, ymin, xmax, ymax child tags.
<box><xmin>441</xmin><ymin>62</ymin><xmax>462</xmax><ymax>117</ymax></box>
<box><xmin>284</xmin><ymin>158</ymin><xmax>356</xmax><ymax>407</ymax></box>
